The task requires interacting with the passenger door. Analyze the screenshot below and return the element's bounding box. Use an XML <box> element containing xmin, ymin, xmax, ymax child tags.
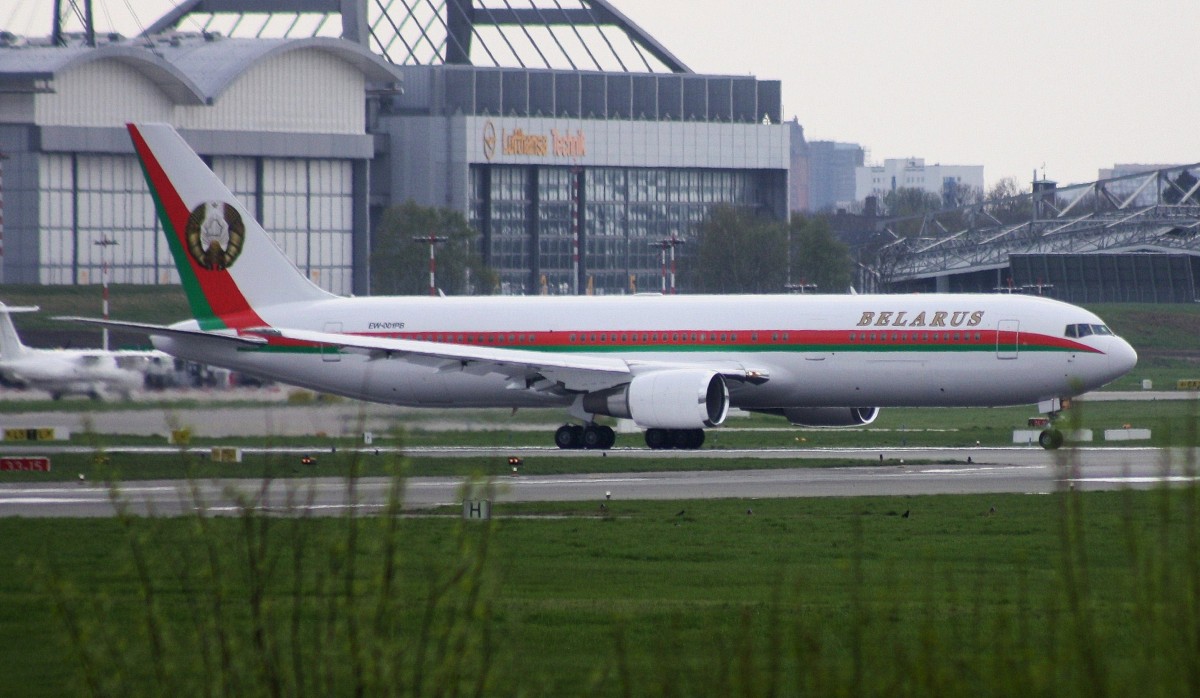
<box><xmin>996</xmin><ymin>319</ymin><xmax>1019</xmax><ymax>359</ymax></box>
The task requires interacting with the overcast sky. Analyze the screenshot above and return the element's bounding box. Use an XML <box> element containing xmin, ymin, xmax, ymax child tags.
<box><xmin>4</xmin><ymin>0</ymin><xmax>1197</xmax><ymax>188</ymax></box>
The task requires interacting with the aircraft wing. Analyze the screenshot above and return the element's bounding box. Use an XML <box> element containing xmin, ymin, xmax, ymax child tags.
<box><xmin>253</xmin><ymin>327</ymin><xmax>767</xmax><ymax>394</ymax></box>
<box><xmin>53</xmin><ymin>317</ymin><xmax>268</xmax><ymax>347</ymax></box>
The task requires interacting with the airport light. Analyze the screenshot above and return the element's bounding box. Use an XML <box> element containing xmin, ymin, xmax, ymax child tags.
<box><xmin>412</xmin><ymin>235</ymin><xmax>448</xmax><ymax>296</ymax></box>
<box><xmin>649</xmin><ymin>235</ymin><xmax>684</xmax><ymax>294</ymax></box>
<box><xmin>94</xmin><ymin>237</ymin><xmax>118</xmax><ymax>350</ymax></box>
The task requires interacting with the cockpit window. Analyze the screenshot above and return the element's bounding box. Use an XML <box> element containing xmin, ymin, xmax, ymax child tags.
<box><xmin>1065</xmin><ymin>323</ymin><xmax>1114</xmax><ymax>338</ymax></box>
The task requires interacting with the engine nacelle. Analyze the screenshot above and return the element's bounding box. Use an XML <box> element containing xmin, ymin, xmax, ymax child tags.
<box><xmin>771</xmin><ymin>406</ymin><xmax>880</xmax><ymax>427</ymax></box>
<box><xmin>582</xmin><ymin>369</ymin><xmax>729</xmax><ymax>429</ymax></box>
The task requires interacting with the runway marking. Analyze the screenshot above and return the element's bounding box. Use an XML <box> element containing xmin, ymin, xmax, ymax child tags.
<box><xmin>1071</xmin><ymin>476</ymin><xmax>1200</xmax><ymax>484</ymax></box>
<box><xmin>0</xmin><ymin>497</ymin><xmax>111</xmax><ymax>504</ymax></box>
<box><xmin>919</xmin><ymin>465</ymin><xmax>1045</xmax><ymax>474</ymax></box>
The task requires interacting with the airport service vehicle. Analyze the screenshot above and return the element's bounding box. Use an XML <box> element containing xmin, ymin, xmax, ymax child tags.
<box><xmin>0</xmin><ymin>303</ymin><xmax>164</xmax><ymax>400</ymax></box>
<box><xmin>63</xmin><ymin>123</ymin><xmax>1137</xmax><ymax>449</ymax></box>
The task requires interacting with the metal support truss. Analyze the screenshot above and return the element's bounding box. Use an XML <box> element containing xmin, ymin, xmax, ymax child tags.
<box><xmin>141</xmin><ymin>0</ymin><xmax>691</xmax><ymax>72</ymax></box>
<box><xmin>869</xmin><ymin>163</ymin><xmax>1200</xmax><ymax>285</ymax></box>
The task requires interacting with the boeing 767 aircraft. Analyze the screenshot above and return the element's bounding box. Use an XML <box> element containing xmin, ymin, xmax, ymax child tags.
<box><xmin>61</xmin><ymin>123</ymin><xmax>1137</xmax><ymax>449</ymax></box>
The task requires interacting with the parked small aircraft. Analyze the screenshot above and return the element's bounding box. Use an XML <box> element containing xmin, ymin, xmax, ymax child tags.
<box><xmin>61</xmin><ymin>123</ymin><xmax>1137</xmax><ymax>448</ymax></box>
<box><xmin>0</xmin><ymin>303</ymin><xmax>165</xmax><ymax>400</ymax></box>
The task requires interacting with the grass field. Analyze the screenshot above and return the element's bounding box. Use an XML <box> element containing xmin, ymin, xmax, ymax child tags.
<box><xmin>4</xmin><ymin>480</ymin><xmax>1200</xmax><ymax>696</ymax></box>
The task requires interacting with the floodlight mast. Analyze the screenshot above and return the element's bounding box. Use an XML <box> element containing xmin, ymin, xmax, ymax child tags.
<box><xmin>94</xmin><ymin>237</ymin><xmax>118</xmax><ymax>349</ymax></box>
<box><xmin>412</xmin><ymin>235</ymin><xmax>448</xmax><ymax>296</ymax></box>
<box><xmin>650</xmin><ymin>235</ymin><xmax>684</xmax><ymax>294</ymax></box>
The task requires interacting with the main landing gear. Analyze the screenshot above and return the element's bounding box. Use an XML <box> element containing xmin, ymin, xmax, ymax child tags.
<box><xmin>555</xmin><ymin>423</ymin><xmax>616</xmax><ymax>450</ymax></box>
<box><xmin>552</xmin><ymin>424</ymin><xmax>708</xmax><ymax>450</ymax></box>
<box><xmin>644</xmin><ymin>428</ymin><xmax>705</xmax><ymax>450</ymax></box>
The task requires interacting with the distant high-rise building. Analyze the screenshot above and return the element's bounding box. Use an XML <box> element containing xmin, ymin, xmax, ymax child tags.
<box><xmin>806</xmin><ymin>141</ymin><xmax>865</xmax><ymax>212</ymax></box>
<box><xmin>856</xmin><ymin>158</ymin><xmax>983</xmax><ymax>208</ymax></box>
<box><xmin>787</xmin><ymin>118</ymin><xmax>810</xmax><ymax>213</ymax></box>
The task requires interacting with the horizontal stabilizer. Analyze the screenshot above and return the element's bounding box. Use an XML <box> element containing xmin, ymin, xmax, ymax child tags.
<box><xmin>0</xmin><ymin>304</ymin><xmax>40</xmax><ymax>314</ymax></box>
<box><xmin>53</xmin><ymin>316</ymin><xmax>268</xmax><ymax>346</ymax></box>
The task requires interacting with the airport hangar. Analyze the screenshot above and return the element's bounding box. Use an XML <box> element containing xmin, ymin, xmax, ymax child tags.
<box><xmin>0</xmin><ymin>0</ymin><xmax>789</xmax><ymax>298</ymax></box>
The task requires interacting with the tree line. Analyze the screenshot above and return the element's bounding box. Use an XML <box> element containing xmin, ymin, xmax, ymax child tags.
<box><xmin>369</xmin><ymin>201</ymin><xmax>854</xmax><ymax>296</ymax></box>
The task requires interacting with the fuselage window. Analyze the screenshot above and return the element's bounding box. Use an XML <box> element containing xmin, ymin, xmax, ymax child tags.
<box><xmin>772</xmin><ymin>333</ymin><xmax>778</xmax><ymax>342</ymax></box>
<box><xmin>752</xmin><ymin>332</ymin><xmax>759</xmax><ymax>342</ymax></box>
<box><xmin>672</xmin><ymin>333</ymin><xmax>679</xmax><ymax>342</ymax></box>
<box><xmin>952</xmin><ymin>333</ymin><xmax>960</xmax><ymax>341</ymax></box>
<box><xmin>782</xmin><ymin>333</ymin><xmax>789</xmax><ymax>342</ymax></box>
<box><xmin>849</xmin><ymin>333</ymin><xmax>856</xmax><ymax>342</ymax></box>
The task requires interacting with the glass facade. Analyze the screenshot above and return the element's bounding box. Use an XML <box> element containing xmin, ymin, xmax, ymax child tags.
<box><xmin>35</xmin><ymin>153</ymin><xmax>355</xmax><ymax>293</ymax></box>
<box><xmin>471</xmin><ymin>164</ymin><xmax>773</xmax><ymax>294</ymax></box>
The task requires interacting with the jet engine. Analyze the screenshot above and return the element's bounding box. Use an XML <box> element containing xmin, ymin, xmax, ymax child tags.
<box><xmin>582</xmin><ymin>369</ymin><xmax>729</xmax><ymax>429</ymax></box>
<box><xmin>761</xmin><ymin>406</ymin><xmax>880</xmax><ymax>427</ymax></box>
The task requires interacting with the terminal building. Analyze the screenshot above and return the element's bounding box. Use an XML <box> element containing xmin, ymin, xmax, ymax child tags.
<box><xmin>0</xmin><ymin>0</ymin><xmax>790</xmax><ymax>296</ymax></box>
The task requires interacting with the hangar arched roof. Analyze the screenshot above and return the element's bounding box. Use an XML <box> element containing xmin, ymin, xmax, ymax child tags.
<box><xmin>0</xmin><ymin>36</ymin><xmax>400</xmax><ymax>105</ymax></box>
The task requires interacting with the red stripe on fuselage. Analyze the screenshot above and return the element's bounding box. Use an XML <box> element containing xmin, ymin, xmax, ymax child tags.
<box><xmin>127</xmin><ymin>124</ymin><xmax>267</xmax><ymax>332</ymax></box>
<box><xmin>348</xmin><ymin>328</ymin><xmax>1103</xmax><ymax>353</ymax></box>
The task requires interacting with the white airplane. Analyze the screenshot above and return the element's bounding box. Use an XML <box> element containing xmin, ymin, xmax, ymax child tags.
<box><xmin>61</xmin><ymin>123</ymin><xmax>1137</xmax><ymax>449</ymax></box>
<box><xmin>0</xmin><ymin>303</ymin><xmax>164</xmax><ymax>400</ymax></box>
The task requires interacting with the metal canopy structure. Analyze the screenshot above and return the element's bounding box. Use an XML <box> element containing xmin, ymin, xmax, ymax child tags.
<box><xmin>140</xmin><ymin>0</ymin><xmax>691</xmax><ymax>73</ymax></box>
<box><xmin>869</xmin><ymin>164</ymin><xmax>1200</xmax><ymax>286</ymax></box>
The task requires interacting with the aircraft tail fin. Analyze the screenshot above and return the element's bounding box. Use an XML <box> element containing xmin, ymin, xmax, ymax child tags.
<box><xmin>126</xmin><ymin>123</ymin><xmax>335</xmax><ymax>331</ymax></box>
<box><xmin>0</xmin><ymin>303</ymin><xmax>37</xmax><ymax>359</ymax></box>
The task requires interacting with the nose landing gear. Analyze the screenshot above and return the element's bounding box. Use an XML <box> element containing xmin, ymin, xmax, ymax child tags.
<box><xmin>1038</xmin><ymin>428</ymin><xmax>1064</xmax><ymax>450</ymax></box>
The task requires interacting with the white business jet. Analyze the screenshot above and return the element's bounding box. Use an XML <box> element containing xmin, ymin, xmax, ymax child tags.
<box><xmin>60</xmin><ymin>123</ymin><xmax>1136</xmax><ymax>449</ymax></box>
<box><xmin>0</xmin><ymin>303</ymin><xmax>163</xmax><ymax>400</ymax></box>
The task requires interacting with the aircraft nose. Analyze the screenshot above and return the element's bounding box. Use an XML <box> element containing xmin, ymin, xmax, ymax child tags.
<box><xmin>1110</xmin><ymin>338</ymin><xmax>1138</xmax><ymax>378</ymax></box>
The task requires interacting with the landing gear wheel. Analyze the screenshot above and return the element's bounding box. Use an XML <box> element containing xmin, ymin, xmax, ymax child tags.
<box><xmin>582</xmin><ymin>425</ymin><xmax>605</xmax><ymax>449</ymax></box>
<box><xmin>598</xmin><ymin>425</ymin><xmax>616</xmax><ymax>449</ymax></box>
<box><xmin>555</xmin><ymin>424</ymin><xmax>583</xmax><ymax>449</ymax></box>
<box><xmin>581</xmin><ymin>425</ymin><xmax>616</xmax><ymax>450</ymax></box>
<box><xmin>1038</xmin><ymin>428</ymin><xmax>1064</xmax><ymax>450</ymax></box>
<box><xmin>686</xmin><ymin>429</ymin><xmax>705</xmax><ymax>449</ymax></box>
<box><xmin>645</xmin><ymin>428</ymin><xmax>668</xmax><ymax>450</ymax></box>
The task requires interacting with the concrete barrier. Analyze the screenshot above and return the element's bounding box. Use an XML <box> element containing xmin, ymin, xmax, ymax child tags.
<box><xmin>1105</xmin><ymin>428</ymin><xmax>1152</xmax><ymax>441</ymax></box>
<box><xmin>1013</xmin><ymin>428</ymin><xmax>1093</xmax><ymax>445</ymax></box>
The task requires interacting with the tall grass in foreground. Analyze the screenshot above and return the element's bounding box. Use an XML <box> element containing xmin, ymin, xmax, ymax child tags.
<box><xmin>33</xmin><ymin>414</ymin><xmax>1200</xmax><ymax>696</ymax></box>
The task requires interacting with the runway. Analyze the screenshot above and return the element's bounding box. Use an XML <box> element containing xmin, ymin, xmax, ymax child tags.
<box><xmin>0</xmin><ymin>390</ymin><xmax>1195</xmax><ymax>517</ymax></box>
<box><xmin>0</xmin><ymin>446</ymin><xmax>1194</xmax><ymax>517</ymax></box>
